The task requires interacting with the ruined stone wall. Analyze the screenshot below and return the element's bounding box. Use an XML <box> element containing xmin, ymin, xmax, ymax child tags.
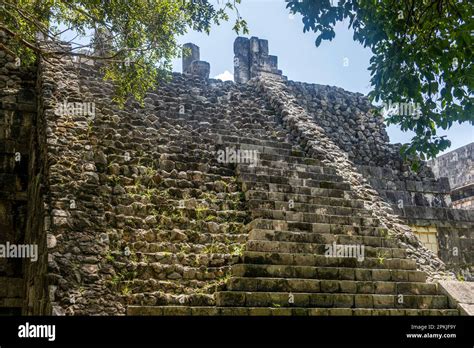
<box><xmin>232</xmin><ymin>38</ymin><xmax>471</xmax><ymax>277</ymax></box>
<box><xmin>283</xmin><ymin>79</ymin><xmax>473</xmax><ymax>280</ymax></box>
<box><xmin>1</xmin><ymin>40</ymin><xmax>290</xmax><ymax>315</ymax></box>
<box><xmin>429</xmin><ymin>143</ymin><xmax>474</xmax><ymax>190</ymax></box>
<box><xmin>234</xmin><ymin>37</ymin><xmax>285</xmax><ymax>84</ymax></box>
<box><xmin>250</xmin><ymin>77</ymin><xmax>454</xmax><ymax>279</ymax></box>
<box><xmin>30</xmin><ymin>50</ymin><xmax>127</xmax><ymax>315</ymax></box>
<box><xmin>0</xmin><ymin>33</ymin><xmax>37</xmax><ymax>313</ymax></box>
<box><xmin>25</xmin><ymin>45</ymin><xmax>296</xmax><ymax>314</ymax></box>
<box><xmin>1</xmin><ymin>35</ymin><xmax>472</xmax><ymax>317</ymax></box>
<box><xmin>287</xmin><ymin>81</ymin><xmax>392</xmax><ymax>166</ymax></box>
<box><xmin>23</xmin><ymin>51</ymin><xmax>59</xmax><ymax>315</ymax></box>
<box><xmin>428</xmin><ymin>143</ymin><xmax>474</xmax><ymax>210</ymax></box>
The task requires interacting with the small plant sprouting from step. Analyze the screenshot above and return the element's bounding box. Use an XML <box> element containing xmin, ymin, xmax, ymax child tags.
<box><xmin>200</xmin><ymin>273</ymin><xmax>232</xmax><ymax>293</ymax></box>
<box><xmin>110</xmin><ymin>275</ymin><xmax>120</xmax><ymax>286</ymax></box>
<box><xmin>203</xmin><ymin>241</ymin><xmax>221</xmax><ymax>254</ymax></box>
<box><xmin>125</xmin><ymin>248</ymin><xmax>139</xmax><ymax>262</ymax></box>
<box><xmin>456</xmin><ymin>272</ymin><xmax>465</xmax><ymax>282</ymax></box>
<box><xmin>230</xmin><ymin>244</ymin><xmax>244</xmax><ymax>257</ymax></box>
<box><xmin>376</xmin><ymin>250</ymin><xmax>389</xmax><ymax>265</ymax></box>
<box><xmin>105</xmin><ymin>250</ymin><xmax>115</xmax><ymax>263</ymax></box>
<box><xmin>109</xmin><ymin>175</ymin><xmax>121</xmax><ymax>187</ymax></box>
<box><xmin>121</xmin><ymin>285</ymin><xmax>131</xmax><ymax>296</ymax></box>
<box><xmin>109</xmin><ymin>269</ymin><xmax>138</xmax><ymax>294</ymax></box>
<box><xmin>178</xmin><ymin>244</ymin><xmax>192</xmax><ymax>254</ymax></box>
<box><xmin>134</xmin><ymin>177</ymin><xmax>142</xmax><ymax>191</ymax></box>
<box><xmin>63</xmin><ymin>115</ymin><xmax>75</xmax><ymax>128</ymax></box>
<box><xmin>144</xmin><ymin>166</ymin><xmax>158</xmax><ymax>177</ymax></box>
<box><xmin>144</xmin><ymin>188</ymin><xmax>156</xmax><ymax>200</ymax></box>
<box><xmin>140</xmin><ymin>253</ymin><xmax>149</xmax><ymax>264</ymax></box>
<box><xmin>107</xmin><ymin>159</ymin><xmax>117</xmax><ymax>168</ymax></box>
<box><xmin>86</xmin><ymin>119</ymin><xmax>94</xmax><ymax>137</ymax></box>
<box><xmin>195</xmin><ymin>204</ymin><xmax>210</xmax><ymax>220</ymax></box>
<box><xmin>291</xmin><ymin>149</ymin><xmax>301</xmax><ymax>157</ymax></box>
<box><xmin>215</xmin><ymin>180</ymin><xmax>228</xmax><ymax>191</ymax></box>
<box><xmin>200</xmin><ymin>192</ymin><xmax>219</xmax><ymax>205</ymax></box>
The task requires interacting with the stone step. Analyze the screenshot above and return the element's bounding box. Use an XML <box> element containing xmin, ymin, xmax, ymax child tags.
<box><xmin>116</xmin><ymin>278</ymin><xmax>226</xmax><ymax>295</ymax></box>
<box><xmin>114</xmin><ymin>206</ymin><xmax>248</xmax><ymax>224</ymax></box>
<box><xmin>216</xmin><ymin>143</ymin><xmax>305</xmax><ymax>158</ymax></box>
<box><xmin>245</xmin><ymin>240</ymin><xmax>405</xmax><ymax>258</ymax></box>
<box><xmin>126</xmin><ymin>152</ymin><xmax>214</xmax><ymax>165</ymax></box>
<box><xmin>127</xmin><ymin>262</ymin><xmax>231</xmax><ymax>281</ymax></box>
<box><xmin>227</xmin><ymin>277</ymin><xmax>436</xmax><ymax>295</ymax></box>
<box><xmin>165</xmin><ymin>197</ymin><xmax>246</xmax><ymax>210</ymax></box>
<box><xmin>248</xmin><ymin>229</ymin><xmax>398</xmax><ymax>248</ymax></box>
<box><xmin>249</xmin><ymin>219</ymin><xmax>386</xmax><ymax>236</ymax></box>
<box><xmin>257</xmin><ymin>153</ymin><xmax>321</xmax><ymax>166</ymax></box>
<box><xmin>121</xmin><ymin>228</ymin><xmax>247</xmax><ymax>244</ymax></box>
<box><xmin>104</xmin><ymin>156</ymin><xmax>230</xmax><ymax>175</ymax></box>
<box><xmin>250</xmin><ymin>210</ymin><xmax>379</xmax><ymax>227</ymax></box>
<box><xmin>231</xmin><ymin>264</ymin><xmax>426</xmax><ymax>282</ymax></box>
<box><xmin>247</xmin><ymin>200</ymin><xmax>371</xmax><ymax>217</ymax></box>
<box><xmin>245</xmin><ymin>191</ymin><xmax>365</xmax><ymax>209</ymax></box>
<box><xmin>116</xmin><ymin>250</ymin><xmax>239</xmax><ymax>267</ymax></box>
<box><xmin>241</xmin><ymin>251</ymin><xmax>415</xmax><ymax>270</ymax></box>
<box><xmin>215</xmin><ymin>291</ymin><xmax>450</xmax><ymax>309</ymax></box>
<box><xmin>217</xmin><ymin>135</ymin><xmax>294</xmax><ymax>150</ymax></box>
<box><xmin>204</xmin><ymin>129</ymin><xmax>282</xmax><ymax>140</ymax></box>
<box><xmin>238</xmin><ymin>166</ymin><xmax>342</xmax><ymax>182</ymax></box>
<box><xmin>113</xmin><ymin>211</ymin><xmax>249</xmax><ymax>230</ymax></box>
<box><xmin>126</xmin><ymin>291</ymin><xmax>215</xmax><ymax>306</ymax></box>
<box><xmin>120</xmin><ymin>219</ymin><xmax>246</xmax><ymax>235</ymax></box>
<box><xmin>242</xmin><ymin>181</ymin><xmax>348</xmax><ymax>199</ymax></box>
<box><xmin>129</xmin><ymin>241</ymin><xmax>244</xmax><ymax>255</ymax></box>
<box><xmin>163</xmin><ymin>141</ymin><xmax>217</xmax><ymax>153</ymax></box>
<box><xmin>165</xmin><ymin>124</ymin><xmax>279</xmax><ymax>138</ymax></box>
<box><xmin>239</xmin><ymin>159</ymin><xmax>330</xmax><ymax>175</ymax></box>
<box><xmin>156</xmin><ymin>113</ymin><xmax>280</xmax><ymax>128</ymax></box>
<box><xmin>126</xmin><ymin>305</ymin><xmax>459</xmax><ymax>316</ymax></box>
<box><xmin>239</xmin><ymin>173</ymin><xmax>350</xmax><ymax>191</ymax></box>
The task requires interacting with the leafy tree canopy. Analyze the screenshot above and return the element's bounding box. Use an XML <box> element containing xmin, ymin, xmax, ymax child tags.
<box><xmin>286</xmin><ymin>0</ymin><xmax>473</xmax><ymax>161</ymax></box>
<box><xmin>0</xmin><ymin>0</ymin><xmax>248</xmax><ymax>104</ymax></box>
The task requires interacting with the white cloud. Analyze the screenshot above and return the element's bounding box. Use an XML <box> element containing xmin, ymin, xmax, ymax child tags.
<box><xmin>214</xmin><ymin>70</ymin><xmax>234</xmax><ymax>82</ymax></box>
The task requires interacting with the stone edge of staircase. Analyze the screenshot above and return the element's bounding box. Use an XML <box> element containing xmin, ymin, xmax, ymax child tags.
<box><xmin>126</xmin><ymin>305</ymin><xmax>460</xmax><ymax>316</ymax></box>
<box><xmin>438</xmin><ymin>281</ymin><xmax>474</xmax><ymax>316</ymax></box>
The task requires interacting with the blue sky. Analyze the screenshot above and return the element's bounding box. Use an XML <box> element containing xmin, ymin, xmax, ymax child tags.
<box><xmin>171</xmin><ymin>0</ymin><xmax>473</xmax><ymax>155</ymax></box>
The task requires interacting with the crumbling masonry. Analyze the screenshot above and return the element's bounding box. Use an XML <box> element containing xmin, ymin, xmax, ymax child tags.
<box><xmin>0</xmin><ymin>34</ymin><xmax>473</xmax><ymax>316</ymax></box>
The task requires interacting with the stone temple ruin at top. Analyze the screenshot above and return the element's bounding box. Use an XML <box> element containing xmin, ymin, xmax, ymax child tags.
<box><xmin>0</xmin><ymin>34</ymin><xmax>473</xmax><ymax>316</ymax></box>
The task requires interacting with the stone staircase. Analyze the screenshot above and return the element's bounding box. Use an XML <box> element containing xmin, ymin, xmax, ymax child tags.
<box><xmin>0</xmin><ymin>41</ymin><xmax>467</xmax><ymax>316</ymax></box>
<box><xmin>82</xmin><ymin>73</ymin><xmax>295</xmax><ymax>310</ymax></box>
<box><xmin>119</xmin><ymin>77</ymin><xmax>458</xmax><ymax>315</ymax></box>
<box><xmin>46</xmin><ymin>58</ymin><xmax>457</xmax><ymax>316</ymax></box>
